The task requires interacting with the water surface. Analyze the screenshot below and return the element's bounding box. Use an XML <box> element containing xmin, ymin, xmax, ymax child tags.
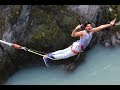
<box><xmin>5</xmin><ymin>45</ymin><xmax>120</xmax><ymax>85</ymax></box>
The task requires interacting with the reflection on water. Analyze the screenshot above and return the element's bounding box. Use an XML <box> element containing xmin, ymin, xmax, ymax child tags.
<box><xmin>5</xmin><ymin>45</ymin><xmax>120</xmax><ymax>85</ymax></box>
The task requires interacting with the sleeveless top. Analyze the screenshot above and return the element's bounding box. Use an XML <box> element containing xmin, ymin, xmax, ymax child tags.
<box><xmin>79</xmin><ymin>30</ymin><xmax>94</xmax><ymax>49</ymax></box>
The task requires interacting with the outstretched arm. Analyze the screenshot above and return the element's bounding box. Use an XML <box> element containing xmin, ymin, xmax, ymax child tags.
<box><xmin>92</xmin><ymin>19</ymin><xmax>116</xmax><ymax>33</ymax></box>
<box><xmin>71</xmin><ymin>24</ymin><xmax>83</xmax><ymax>37</ymax></box>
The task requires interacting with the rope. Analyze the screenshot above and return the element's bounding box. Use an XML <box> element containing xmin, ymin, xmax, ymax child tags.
<box><xmin>0</xmin><ymin>40</ymin><xmax>58</xmax><ymax>60</ymax></box>
<box><xmin>21</xmin><ymin>47</ymin><xmax>58</xmax><ymax>60</ymax></box>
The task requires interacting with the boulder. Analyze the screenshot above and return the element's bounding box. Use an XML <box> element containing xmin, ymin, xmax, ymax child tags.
<box><xmin>105</xmin><ymin>42</ymin><xmax>111</xmax><ymax>47</ymax></box>
<box><xmin>116</xmin><ymin>31</ymin><xmax>120</xmax><ymax>40</ymax></box>
<box><xmin>111</xmin><ymin>35</ymin><xmax>117</xmax><ymax>47</ymax></box>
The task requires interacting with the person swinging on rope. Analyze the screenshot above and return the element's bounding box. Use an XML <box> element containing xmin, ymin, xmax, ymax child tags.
<box><xmin>43</xmin><ymin>19</ymin><xmax>116</xmax><ymax>67</ymax></box>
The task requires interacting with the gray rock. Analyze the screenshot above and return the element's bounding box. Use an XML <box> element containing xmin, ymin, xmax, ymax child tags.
<box><xmin>118</xmin><ymin>35</ymin><xmax>120</xmax><ymax>40</ymax></box>
<box><xmin>116</xmin><ymin>40</ymin><xmax>120</xmax><ymax>45</ymax></box>
<box><xmin>105</xmin><ymin>42</ymin><xmax>110</xmax><ymax>47</ymax></box>
<box><xmin>116</xmin><ymin>31</ymin><xmax>120</xmax><ymax>40</ymax></box>
<box><xmin>111</xmin><ymin>35</ymin><xmax>117</xmax><ymax>47</ymax></box>
<box><xmin>68</xmin><ymin>5</ymin><xmax>100</xmax><ymax>23</ymax></box>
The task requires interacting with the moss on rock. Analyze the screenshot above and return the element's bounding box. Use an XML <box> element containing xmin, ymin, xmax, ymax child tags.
<box><xmin>8</xmin><ymin>5</ymin><xmax>22</xmax><ymax>25</ymax></box>
<box><xmin>28</xmin><ymin>6</ymin><xmax>78</xmax><ymax>53</ymax></box>
<box><xmin>0</xmin><ymin>5</ymin><xmax>86</xmax><ymax>84</ymax></box>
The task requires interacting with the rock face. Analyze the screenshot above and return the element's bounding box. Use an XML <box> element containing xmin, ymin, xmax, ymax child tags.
<box><xmin>0</xmin><ymin>5</ymin><xmax>120</xmax><ymax>84</ymax></box>
<box><xmin>0</xmin><ymin>5</ymin><xmax>85</xmax><ymax>83</ymax></box>
<box><xmin>67</xmin><ymin>5</ymin><xmax>100</xmax><ymax>23</ymax></box>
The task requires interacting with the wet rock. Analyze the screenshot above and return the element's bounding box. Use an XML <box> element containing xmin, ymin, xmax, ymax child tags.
<box><xmin>64</xmin><ymin>62</ymin><xmax>76</xmax><ymax>72</ymax></box>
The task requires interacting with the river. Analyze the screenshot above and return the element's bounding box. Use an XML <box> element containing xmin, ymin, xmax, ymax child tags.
<box><xmin>5</xmin><ymin>44</ymin><xmax>120</xmax><ymax>85</ymax></box>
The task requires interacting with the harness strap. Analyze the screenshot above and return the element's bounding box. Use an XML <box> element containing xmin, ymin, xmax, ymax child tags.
<box><xmin>78</xmin><ymin>45</ymin><xmax>83</xmax><ymax>51</ymax></box>
<box><xmin>71</xmin><ymin>44</ymin><xmax>83</xmax><ymax>55</ymax></box>
<box><xmin>71</xmin><ymin>46</ymin><xmax>78</xmax><ymax>54</ymax></box>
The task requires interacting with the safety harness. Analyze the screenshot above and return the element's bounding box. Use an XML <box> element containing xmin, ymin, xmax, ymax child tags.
<box><xmin>71</xmin><ymin>44</ymin><xmax>83</xmax><ymax>55</ymax></box>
